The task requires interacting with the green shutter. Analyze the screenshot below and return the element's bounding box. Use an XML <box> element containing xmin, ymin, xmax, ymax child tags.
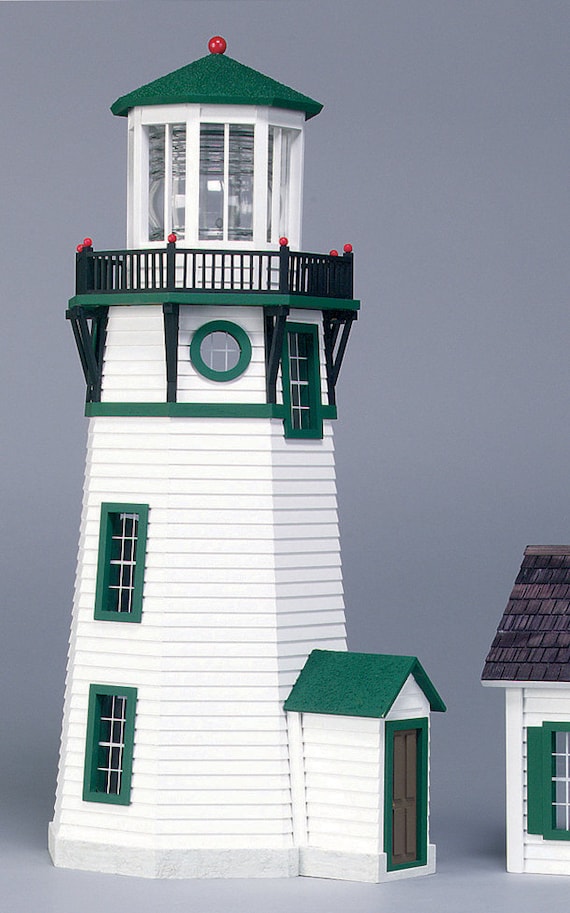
<box><xmin>526</xmin><ymin>726</ymin><xmax>545</xmax><ymax>835</ymax></box>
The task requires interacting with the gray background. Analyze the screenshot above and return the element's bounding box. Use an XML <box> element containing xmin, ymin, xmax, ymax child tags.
<box><xmin>2</xmin><ymin>1</ymin><xmax>570</xmax><ymax>909</ymax></box>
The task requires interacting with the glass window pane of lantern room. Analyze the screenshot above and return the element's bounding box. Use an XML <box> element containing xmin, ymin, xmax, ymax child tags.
<box><xmin>148</xmin><ymin>125</ymin><xmax>165</xmax><ymax>241</ymax></box>
<box><xmin>228</xmin><ymin>125</ymin><xmax>254</xmax><ymax>241</ymax></box>
<box><xmin>147</xmin><ymin>124</ymin><xmax>186</xmax><ymax>242</ymax></box>
<box><xmin>279</xmin><ymin>129</ymin><xmax>293</xmax><ymax>240</ymax></box>
<box><xmin>171</xmin><ymin>124</ymin><xmax>186</xmax><ymax>238</ymax></box>
<box><xmin>199</xmin><ymin>124</ymin><xmax>225</xmax><ymax>240</ymax></box>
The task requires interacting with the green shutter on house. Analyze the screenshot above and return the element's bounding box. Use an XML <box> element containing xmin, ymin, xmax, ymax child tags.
<box><xmin>526</xmin><ymin>725</ymin><xmax>545</xmax><ymax>835</ymax></box>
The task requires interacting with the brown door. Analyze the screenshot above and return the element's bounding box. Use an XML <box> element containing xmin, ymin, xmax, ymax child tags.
<box><xmin>391</xmin><ymin>729</ymin><xmax>418</xmax><ymax>866</ymax></box>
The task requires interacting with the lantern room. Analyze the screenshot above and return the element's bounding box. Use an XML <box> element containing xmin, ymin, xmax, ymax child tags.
<box><xmin>111</xmin><ymin>37</ymin><xmax>321</xmax><ymax>250</ymax></box>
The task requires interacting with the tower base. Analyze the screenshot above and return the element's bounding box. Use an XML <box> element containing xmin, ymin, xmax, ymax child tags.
<box><xmin>48</xmin><ymin>824</ymin><xmax>299</xmax><ymax>878</ymax></box>
<box><xmin>49</xmin><ymin>824</ymin><xmax>436</xmax><ymax>882</ymax></box>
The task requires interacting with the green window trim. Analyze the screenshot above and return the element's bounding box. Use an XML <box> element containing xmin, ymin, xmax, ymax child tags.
<box><xmin>190</xmin><ymin>320</ymin><xmax>252</xmax><ymax>382</ymax></box>
<box><xmin>82</xmin><ymin>684</ymin><xmax>137</xmax><ymax>805</ymax></box>
<box><xmin>282</xmin><ymin>322</ymin><xmax>323</xmax><ymax>439</ymax></box>
<box><xmin>527</xmin><ymin>721</ymin><xmax>570</xmax><ymax>840</ymax></box>
<box><xmin>384</xmin><ymin>717</ymin><xmax>428</xmax><ymax>872</ymax></box>
<box><xmin>94</xmin><ymin>503</ymin><xmax>149</xmax><ymax>623</ymax></box>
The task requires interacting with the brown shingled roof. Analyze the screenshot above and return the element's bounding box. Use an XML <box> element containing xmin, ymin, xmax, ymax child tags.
<box><xmin>482</xmin><ymin>546</ymin><xmax>570</xmax><ymax>682</ymax></box>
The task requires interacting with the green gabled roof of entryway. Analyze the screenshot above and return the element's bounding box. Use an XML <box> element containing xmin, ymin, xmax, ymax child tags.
<box><xmin>284</xmin><ymin>650</ymin><xmax>446</xmax><ymax>718</ymax></box>
<box><xmin>111</xmin><ymin>48</ymin><xmax>322</xmax><ymax>119</ymax></box>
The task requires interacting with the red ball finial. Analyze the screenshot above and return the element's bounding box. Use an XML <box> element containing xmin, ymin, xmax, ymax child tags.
<box><xmin>208</xmin><ymin>36</ymin><xmax>227</xmax><ymax>54</ymax></box>
<box><xmin>329</xmin><ymin>249</ymin><xmax>339</xmax><ymax>257</ymax></box>
<box><xmin>76</xmin><ymin>244</ymin><xmax>84</xmax><ymax>253</ymax></box>
<box><xmin>168</xmin><ymin>233</ymin><xmax>177</xmax><ymax>243</ymax></box>
<box><xmin>343</xmin><ymin>243</ymin><xmax>353</xmax><ymax>253</ymax></box>
<box><xmin>279</xmin><ymin>236</ymin><xmax>289</xmax><ymax>247</ymax></box>
<box><xmin>83</xmin><ymin>237</ymin><xmax>93</xmax><ymax>247</ymax></box>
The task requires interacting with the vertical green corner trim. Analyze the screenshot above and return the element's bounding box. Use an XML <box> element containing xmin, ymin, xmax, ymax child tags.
<box><xmin>94</xmin><ymin>503</ymin><xmax>149</xmax><ymax>623</ymax></box>
<box><xmin>526</xmin><ymin>726</ymin><xmax>545</xmax><ymax>835</ymax></box>
<box><xmin>282</xmin><ymin>322</ymin><xmax>323</xmax><ymax>440</ymax></box>
<box><xmin>384</xmin><ymin>718</ymin><xmax>429</xmax><ymax>872</ymax></box>
<box><xmin>82</xmin><ymin>684</ymin><xmax>137</xmax><ymax>805</ymax></box>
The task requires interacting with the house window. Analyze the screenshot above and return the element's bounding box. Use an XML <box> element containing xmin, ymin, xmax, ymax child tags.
<box><xmin>190</xmin><ymin>320</ymin><xmax>252</xmax><ymax>382</ymax></box>
<box><xmin>94</xmin><ymin>503</ymin><xmax>149</xmax><ymax>623</ymax></box>
<box><xmin>83</xmin><ymin>684</ymin><xmax>137</xmax><ymax>805</ymax></box>
<box><xmin>282</xmin><ymin>323</ymin><xmax>323</xmax><ymax>439</ymax></box>
<box><xmin>384</xmin><ymin>718</ymin><xmax>428</xmax><ymax>871</ymax></box>
<box><xmin>147</xmin><ymin>123</ymin><xmax>186</xmax><ymax>241</ymax></box>
<box><xmin>528</xmin><ymin>722</ymin><xmax>570</xmax><ymax>839</ymax></box>
<box><xmin>553</xmin><ymin>731</ymin><xmax>570</xmax><ymax>830</ymax></box>
<box><xmin>199</xmin><ymin>123</ymin><xmax>254</xmax><ymax>242</ymax></box>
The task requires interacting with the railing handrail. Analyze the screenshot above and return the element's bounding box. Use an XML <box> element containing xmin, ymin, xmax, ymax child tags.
<box><xmin>75</xmin><ymin>243</ymin><xmax>353</xmax><ymax>300</ymax></box>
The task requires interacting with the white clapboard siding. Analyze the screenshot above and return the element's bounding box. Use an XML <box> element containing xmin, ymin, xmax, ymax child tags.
<box><xmin>53</xmin><ymin>404</ymin><xmax>347</xmax><ymax>855</ymax></box>
<box><xmin>509</xmin><ymin>685</ymin><xmax>570</xmax><ymax>873</ymax></box>
<box><xmin>101</xmin><ymin>307</ymin><xmax>166</xmax><ymax>402</ymax></box>
<box><xmin>300</xmin><ymin>713</ymin><xmax>382</xmax><ymax>856</ymax></box>
<box><xmin>387</xmin><ymin>676</ymin><xmax>430</xmax><ymax>721</ymax></box>
<box><xmin>177</xmin><ymin>305</ymin><xmax>267</xmax><ymax>404</ymax></box>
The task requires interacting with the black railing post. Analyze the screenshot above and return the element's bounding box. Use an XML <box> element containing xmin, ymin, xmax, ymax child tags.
<box><xmin>279</xmin><ymin>243</ymin><xmax>290</xmax><ymax>294</ymax></box>
<box><xmin>342</xmin><ymin>249</ymin><xmax>354</xmax><ymax>299</ymax></box>
<box><xmin>166</xmin><ymin>239</ymin><xmax>176</xmax><ymax>290</ymax></box>
<box><xmin>76</xmin><ymin>243</ymin><xmax>94</xmax><ymax>295</ymax></box>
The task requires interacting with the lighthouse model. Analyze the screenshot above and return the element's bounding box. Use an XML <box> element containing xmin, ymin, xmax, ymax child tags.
<box><xmin>50</xmin><ymin>38</ymin><xmax>445</xmax><ymax>882</ymax></box>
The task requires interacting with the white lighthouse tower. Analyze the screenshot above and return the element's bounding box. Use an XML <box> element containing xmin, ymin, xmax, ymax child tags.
<box><xmin>50</xmin><ymin>38</ymin><xmax>444</xmax><ymax>882</ymax></box>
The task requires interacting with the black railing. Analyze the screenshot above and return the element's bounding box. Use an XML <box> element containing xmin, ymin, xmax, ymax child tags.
<box><xmin>75</xmin><ymin>242</ymin><xmax>354</xmax><ymax>300</ymax></box>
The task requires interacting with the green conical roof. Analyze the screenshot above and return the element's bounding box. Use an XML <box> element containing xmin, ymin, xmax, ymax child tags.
<box><xmin>111</xmin><ymin>47</ymin><xmax>322</xmax><ymax>119</ymax></box>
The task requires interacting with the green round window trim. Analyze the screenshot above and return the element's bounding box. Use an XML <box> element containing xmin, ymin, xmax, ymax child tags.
<box><xmin>190</xmin><ymin>320</ymin><xmax>252</xmax><ymax>382</ymax></box>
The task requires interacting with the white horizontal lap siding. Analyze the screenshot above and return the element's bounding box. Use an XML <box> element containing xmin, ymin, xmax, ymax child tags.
<box><xmin>271</xmin><ymin>424</ymin><xmax>346</xmax><ymax>689</ymax></box>
<box><xmin>101</xmin><ymin>306</ymin><xmax>166</xmax><ymax>402</ymax></box>
<box><xmin>55</xmin><ymin>410</ymin><xmax>307</xmax><ymax>849</ymax></box>
<box><xmin>386</xmin><ymin>678</ymin><xmax>430</xmax><ymax>721</ymax></box>
<box><xmin>302</xmin><ymin>713</ymin><xmax>382</xmax><ymax>855</ymax></box>
<box><xmin>178</xmin><ymin>305</ymin><xmax>266</xmax><ymax>404</ymax></box>
<box><xmin>520</xmin><ymin>686</ymin><xmax>570</xmax><ymax>872</ymax></box>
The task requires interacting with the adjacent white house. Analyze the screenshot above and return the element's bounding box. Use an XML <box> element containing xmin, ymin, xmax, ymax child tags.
<box><xmin>50</xmin><ymin>37</ymin><xmax>445</xmax><ymax>881</ymax></box>
<box><xmin>482</xmin><ymin>545</ymin><xmax>570</xmax><ymax>875</ymax></box>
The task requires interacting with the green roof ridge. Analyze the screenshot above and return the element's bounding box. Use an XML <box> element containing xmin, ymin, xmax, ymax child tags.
<box><xmin>111</xmin><ymin>52</ymin><xmax>322</xmax><ymax>119</ymax></box>
<box><xmin>284</xmin><ymin>650</ymin><xmax>446</xmax><ymax>718</ymax></box>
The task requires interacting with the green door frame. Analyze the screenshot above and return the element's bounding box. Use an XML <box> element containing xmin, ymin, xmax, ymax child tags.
<box><xmin>384</xmin><ymin>717</ymin><xmax>428</xmax><ymax>871</ymax></box>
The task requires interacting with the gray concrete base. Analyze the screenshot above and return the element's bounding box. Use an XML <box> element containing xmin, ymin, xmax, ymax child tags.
<box><xmin>49</xmin><ymin>825</ymin><xmax>436</xmax><ymax>882</ymax></box>
<box><xmin>299</xmin><ymin>844</ymin><xmax>437</xmax><ymax>883</ymax></box>
<box><xmin>48</xmin><ymin>824</ymin><xmax>299</xmax><ymax>878</ymax></box>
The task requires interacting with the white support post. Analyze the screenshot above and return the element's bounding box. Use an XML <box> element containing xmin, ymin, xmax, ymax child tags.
<box><xmin>505</xmin><ymin>687</ymin><xmax>525</xmax><ymax>873</ymax></box>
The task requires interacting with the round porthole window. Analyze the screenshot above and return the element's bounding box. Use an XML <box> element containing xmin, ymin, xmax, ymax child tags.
<box><xmin>190</xmin><ymin>320</ymin><xmax>252</xmax><ymax>381</ymax></box>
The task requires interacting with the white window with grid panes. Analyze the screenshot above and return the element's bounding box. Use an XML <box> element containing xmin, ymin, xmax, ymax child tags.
<box><xmin>83</xmin><ymin>684</ymin><xmax>137</xmax><ymax>805</ymax></box>
<box><xmin>109</xmin><ymin>512</ymin><xmax>139</xmax><ymax>614</ymax></box>
<box><xmin>94</xmin><ymin>503</ymin><xmax>149</xmax><ymax>623</ymax></box>
<box><xmin>553</xmin><ymin>731</ymin><xmax>570</xmax><ymax>830</ymax></box>
<box><xmin>96</xmin><ymin>693</ymin><xmax>128</xmax><ymax>796</ymax></box>
<box><xmin>288</xmin><ymin>332</ymin><xmax>311</xmax><ymax>431</ymax></box>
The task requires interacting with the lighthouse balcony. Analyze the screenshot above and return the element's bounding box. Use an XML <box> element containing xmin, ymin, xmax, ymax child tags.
<box><xmin>72</xmin><ymin>242</ymin><xmax>356</xmax><ymax>308</ymax></box>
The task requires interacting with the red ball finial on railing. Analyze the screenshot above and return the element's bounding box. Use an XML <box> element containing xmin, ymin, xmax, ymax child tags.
<box><xmin>208</xmin><ymin>36</ymin><xmax>227</xmax><ymax>54</ymax></box>
<box><xmin>343</xmin><ymin>243</ymin><xmax>353</xmax><ymax>253</ymax></box>
<box><xmin>279</xmin><ymin>237</ymin><xmax>289</xmax><ymax>247</ymax></box>
<box><xmin>76</xmin><ymin>243</ymin><xmax>84</xmax><ymax>253</ymax></box>
<box><xmin>83</xmin><ymin>237</ymin><xmax>93</xmax><ymax>247</ymax></box>
<box><xmin>329</xmin><ymin>249</ymin><xmax>339</xmax><ymax>257</ymax></box>
<box><xmin>168</xmin><ymin>233</ymin><xmax>177</xmax><ymax>243</ymax></box>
